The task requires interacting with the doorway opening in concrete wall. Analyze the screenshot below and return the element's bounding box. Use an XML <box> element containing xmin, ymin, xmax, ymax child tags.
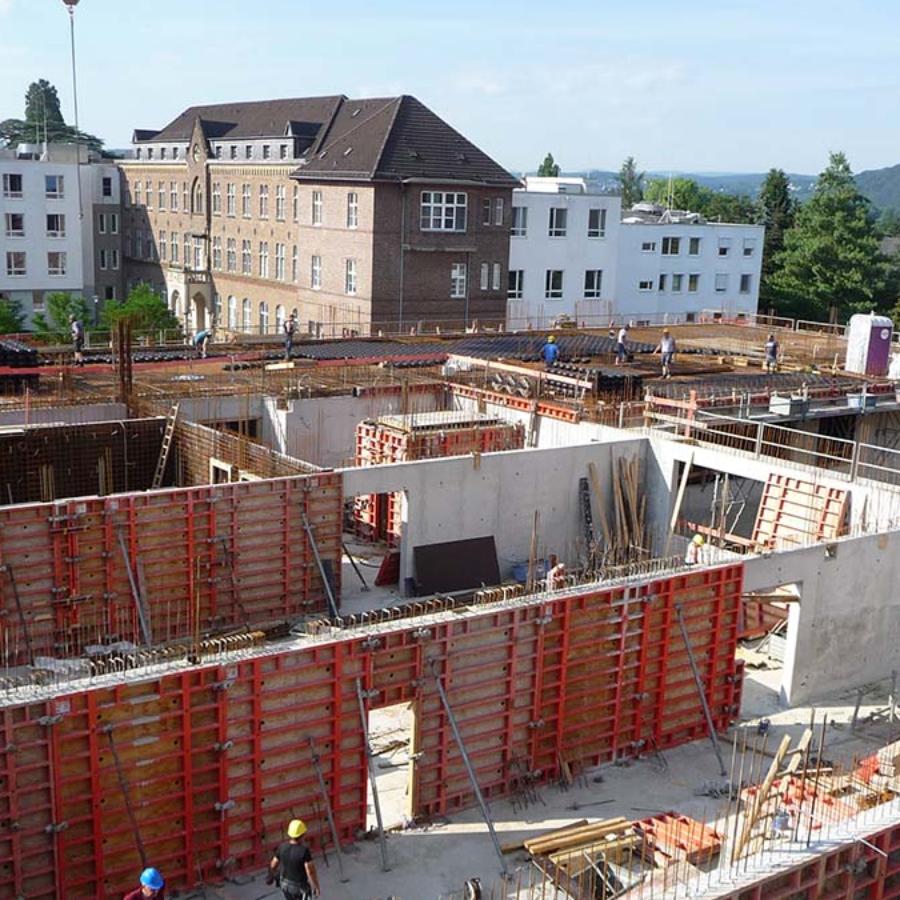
<box><xmin>366</xmin><ymin>701</ymin><xmax>417</xmax><ymax>831</ymax></box>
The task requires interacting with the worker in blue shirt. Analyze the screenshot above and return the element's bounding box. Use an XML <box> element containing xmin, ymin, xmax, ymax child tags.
<box><xmin>540</xmin><ymin>334</ymin><xmax>559</xmax><ymax>370</ymax></box>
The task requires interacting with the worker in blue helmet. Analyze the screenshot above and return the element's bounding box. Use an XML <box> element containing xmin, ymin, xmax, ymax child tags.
<box><xmin>123</xmin><ymin>867</ymin><xmax>165</xmax><ymax>899</ymax></box>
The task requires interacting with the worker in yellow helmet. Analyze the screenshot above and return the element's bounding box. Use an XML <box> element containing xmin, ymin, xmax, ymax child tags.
<box><xmin>540</xmin><ymin>334</ymin><xmax>560</xmax><ymax>371</ymax></box>
<box><xmin>685</xmin><ymin>533</ymin><xmax>705</xmax><ymax>566</ymax></box>
<box><xmin>268</xmin><ymin>818</ymin><xmax>320</xmax><ymax>898</ymax></box>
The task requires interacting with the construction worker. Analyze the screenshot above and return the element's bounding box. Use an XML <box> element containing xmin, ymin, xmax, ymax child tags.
<box><xmin>685</xmin><ymin>533</ymin><xmax>705</xmax><ymax>566</ymax></box>
<box><xmin>615</xmin><ymin>324</ymin><xmax>629</xmax><ymax>366</ymax></box>
<box><xmin>540</xmin><ymin>334</ymin><xmax>559</xmax><ymax>371</ymax></box>
<box><xmin>654</xmin><ymin>328</ymin><xmax>676</xmax><ymax>379</ymax></box>
<box><xmin>268</xmin><ymin>818</ymin><xmax>320</xmax><ymax>899</ymax></box>
<box><xmin>70</xmin><ymin>314</ymin><xmax>85</xmax><ymax>367</ymax></box>
<box><xmin>192</xmin><ymin>328</ymin><xmax>212</xmax><ymax>359</ymax></box>
<box><xmin>764</xmin><ymin>333</ymin><xmax>778</xmax><ymax>374</ymax></box>
<box><xmin>284</xmin><ymin>312</ymin><xmax>297</xmax><ymax>360</ymax></box>
<box><xmin>122</xmin><ymin>867</ymin><xmax>165</xmax><ymax>899</ymax></box>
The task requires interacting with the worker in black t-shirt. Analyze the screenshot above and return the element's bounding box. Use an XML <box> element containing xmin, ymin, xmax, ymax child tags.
<box><xmin>268</xmin><ymin>818</ymin><xmax>320</xmax><ymax>899</ymax></box>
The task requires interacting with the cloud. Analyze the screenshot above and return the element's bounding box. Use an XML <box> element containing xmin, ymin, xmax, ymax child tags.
<box><xmin>0</xmin><ymin>0</ymin><xmax>12</xmax><ymax>15</ymax></box>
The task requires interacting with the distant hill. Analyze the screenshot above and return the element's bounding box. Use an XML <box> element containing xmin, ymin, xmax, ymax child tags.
<box><xmin>856</xmin><ymin>165</ymin><xmax>900</xmax><ymax>213</ymax></box>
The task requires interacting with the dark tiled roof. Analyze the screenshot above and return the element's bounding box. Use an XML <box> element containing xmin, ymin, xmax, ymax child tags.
<box><xmin>132</xmin><ymin>129</ymin><xmax>160</xmax><ymax>141</ymax></box>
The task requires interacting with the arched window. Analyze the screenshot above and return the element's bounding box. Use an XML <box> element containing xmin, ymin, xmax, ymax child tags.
<box><xmin>242</xmin><ymin>298</ymin><xmax>252</xmax><ymax>332</ymax></box>
<box><xmin>170</xmin><ymin>289</ymin><xmax>180</xmax><ymax>315</ymax></box>
<box><xmin>191</xmin><ymin>178</ymin><xmax>203</xmax><ymax>215</ymax></box>
<box><xmin>227</xmin><ymin>295</ymin><xmax>237</xmax><ymax>329</ymax></box>
<box><xmin>259</xmin><ymin>301</ymin><xmax>269</xmax><ymax>334</ymax></box>
<box><xmin>275</xmin><ymin>304</ymin><xmax>285</xmax><ymax>333</ymax></box>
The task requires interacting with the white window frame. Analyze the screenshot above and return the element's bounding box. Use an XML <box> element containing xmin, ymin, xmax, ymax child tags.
<box><xmin>111</xmin><ymin>249</ymin><xmax>119</xmax><ymax>270</ymax></box>
<box><xmin>672</xmin><ymin>273</ymin><xmax>684</xmax><ymax>293</ymax></box>
<box><xmin>242</xmin><ymin>184</ymin><xmax>251</xmax><ymax>218</ymax></box>
<box><xmin>170</xmin><ymin>181</ymin><xmax>178</xmax><ymax>210</ymax></box>
<box><xmin>311</xmin><ymin>254</ymin><xmax>322</xmax><ymax>289</ymax></box>
<box><xmin>45</xmin><ymin>174</ymin><xmax>64</xmax><ymax>199</ymax></box>
<box><xmin>292</xmin><ymin>185</ymin><xmax>299</xmax><ymax>222</ymax></box>
<box><xmin>584</xmin><ymin>269</ymin><xmax>603</xmax><ymax>298</ymax></box>
<box><xmin>275</xmin><ymin>243</ymin><xmax>285</xmax><ymax>281</ymax></box>
<box><xmin>158</xmin><ymin>181</ymin><xmax>166</xmax><ymax>210</ymax></box>
<box><xmin>743</xmin><ymin>238</ymin><xmax>756</xmax><ymax>257</ymax></box>
<box><xmin>226</xmin><ymin>183</ymin><xmax>236</xmax><ymax>216</ymax></box>
<box><xmin>545</xmin><ymin>269</ymin><xmax>564</xmax><ymax>299</ymax></box>
<box><xmin>242</xmin><ymin>298</ymin><xmax>252</xmax><ymax>332</ymax></box>
<box><xmin>491</xmin><ymin>262</ymin><xmax>501</xmax><ymax>291</ymax></box>
<box><xmin>226</xmin><ymin>238</ymin><xmax>236</xmax><ymax>272</ymax></box>
<box><xmin>347</xmin><ymin>192</ymin><xmax>359</xmax><ymax>228</ymax></box>
<box><xmin>638</xmin><ymin>279</ymin><xmax>654</xmax><ymax>292</ymax></box>
<box><xmin>715</xmin><ymin>273</ymin><xmax>729</xmax><ymax>293</ymax></box>
<box><xmin>641</xmin><ymin>241</ymin><xmax>656</xmax><ymax>253</ymax></box>
<box><xmin>479</xmin><ymin>262</ymin><xmax>489</xmax><ymax>291</ymax></box>
<box><xmin>259</xmin><ymin>301</ymin><xmax>269</xmax><ymax>333</ymax></box>
<box><xmin>259</xmin><ymin>241</ymin><xmax>269</xmax><ymax>278</ymax></box>
<box><xmin>292</xmin><ymin>245</ymin><xmax>298</xmax><ymax>282</ymax></box>
<box><xmin>493</xmin><ymin>197</ymin><xmax>504</xmax><ymax>227</ymax></box>
<box><xmin>511</xmin><ymin>206</ymin><xmax>527</xmax><ymax>237</ymax></box>
<box><xmin>259</xmin><ymin>184</ymin><xmax>269</xmax><ymax>219</ymax></box>
<box><xmin>47</xmin><ymin>251</ymin><xmax>67</xmax><ymax>276</ymax></box>
<box><xmin>212</xmin><ymin>182</ymin><xmax>221</xmax><ymax>214</ymax></box>
<box><xmin>658</xmin><ymin>273</ymin><xmax>667</xmax><ymax>292</ymax></box>
<box><xmin>275</xmin><ymin>185</ymin><xmax>286</xmax><ymax>221</ymax></box>
<box><xmin>688</xmin><ymin>273</ymin><xmax>700</xmax><ymax>292</ymax></box>
<box><xmin>421</xmin><ymin>191</ymin><xmax>467</xmax><ymax>232</ymax></box>
<box><xmin>312</xmin><ymin>190</ymin><xmax>323</xmax><ymax>225</ymax></box>
<box><xmin>4</xmin><ymin>212</ymin><xmax>24</xmax><ymax>237</ymax></box>
<box><xmin>227</xmin><ymin>296</ymin><xmax>237</xmax><ymax>329</ymax></box>
<box><xmin>548</xmin><ymin>207</ymin><xmax>567</xmax><ymax>237</ymax></box>
<box><xmin>587</xmin><ymin>208</ymin><xmax>606</xmax><ymax>238</ymax></box>
<box><xmin>2</xmin><ymin>173</ymin><xmax>23</xmax><ymax>198</ymax></box>
<box><xmin>212</xmin><ymin>236</ymin><xmax>222</xmax><ymax>270</ymax></box>
<box><xmin>450</xmin><ymin>262</ymin><xmax>467</xmax><ymax>298</ymax></box>
<box><xmin>718</xmin><ymin>238</ymin><xmax>731</xmax><ymax>257</ymax></box>
<box><xmin>159</xmin><ymin>231</ymin><xmax>167</xmax><ymax>262</ymax></box>
<box><xmin>5</xmin><ymin>251</ymin><xmax>26</xmax><ymax>276</ymax></box>
<box><xmin>242</xmin><ymin>240</ymin><xmax>252</xmax><ymax>275</ymax></box>
<box><xmin>661</xmin><ymin>236</ymin><xmax>681</xmax><ymax>256</ymax></box>
<box><xmin>689</xmin><ymin>236</ymin><xmax>701</xmax><ymax>255</ymax></box>
<box><xmin>345</xmin><ymin>258</ymin><xmax>357</xmax><ymax>295</ymax></box>
<box><xmin>508</xmin><ymin>269</ymin><xmax>524</xmax><ymax>299</ymax></box>
<box><xmin>740</xmin><ymin>273</ymin><xmax>753</xmax><ymax>294</ymax></box>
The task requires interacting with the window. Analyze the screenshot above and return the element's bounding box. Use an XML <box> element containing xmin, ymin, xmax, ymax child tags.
<box><xmin>5</xmin><ymin>212</ymin><xmax>25</xmax><ymax>237</ymax></box>
<box><xmin>672</xmin><ymin>273</ymin><xmax>684</xmax><ymax>292</ymax></box>
<box><xmin>5</xmin><ymin>252</ymin><xmax>25</xmax><ymax>276</ymax></box>
<box><xmin>638</xmin><ymin>279</ymin><xmax>654</xmax><ymax>291</ymax></box>
<box><xmin>280</xmin><ymin>144</ymin><xmax>288</xmax><ymax>160</ymax></box>
<box><xmin>212</xmin><ymin>182</ymin><xmax>221</xmax><ymax>214</ymax></box>
<box><xmin>226</xmin><ymin>238</ymin><xmax>236</xmax><ymax>272</ymax></box>
<box><xmin>689</xmin><ymin>237</ymin><xmax>701</xmax><ymax>255</ymax></box>
<box><xmin>242</xmin><ymin>240</ymin><xmax>252</xmax><ymax>275</ymax></box>
<box><xmin>170</xmin><ymin>232</ymin><xmax>178</xmax><ymax>264</ymax></box>
<box><xmin>158</xmin><ymin>181</ymin><xmax>166</xmax><ymax>210</ymax></box>
<box><xmin>548</xmin><ymin>207</ymin><xmax>567</xmax><ymax>237</ymax></box>
<box><xmin>743</xmin><ymin>238</ymin><xmax>756</xmax><ymax>257</ymax></box>
<box><xmin>493</xmin><ymin>197</ymin><xmax>504</xmax><ymax>226</ymax></box>
<box><xmin>102</xmin><ymin>286</ymin><xmax>113</xmax><ymax>301</ymax></box>
<box><xmin>226</xmin><ymin>183</ymin><xmax>235</xmax><ymax>216</ymax></box>
<box><xmin>99</xmin><ymin>249</ymin><xmax>108</xmax><ymax>270</ymax></box>
<box><xmin>345</xmin><ymin>258</ymin><xmax>357</xmax><ymax>295</ymax></box>
<box><xmin>259</xmin><ymin>301</ymin><xmax>269</xmax><ymax>333</ymax></box>
<box><xmin>229</xmin><ymin>145</ymin><xmax>237</xmax><ymax>160</ymax></box>
<box><xmin>145</xmin><ymin>181</ymin><xmax>153</xmax><ymax>209</ymax></box>
<box><xmin>718</xmin><ymin>238</ymin><xmax>731</xmax><ymax>257</ymax></box>
<box><xmin>160</xmin><ymin>147</ymin><xmax>167</xmax><ymax>161</ymax></box>
<box><xmin>685</xmin><ymin>312</ymin><xmax>696</xmax><ymax>323</ymax></box>
<box><xmin>242</xmin><ymin>184</ymin><xmax>251</xmax><ymax>217</ymax></box>
<box><xmin>688</xmin><ymin>273</ymin><xmax>700</xmax><ymax>292</ymax></box>
<box><xmin>482</xmin><ymin>198</ymin><xmax>492</xmax><ymax>226</ymax></box>
<box><xmin>98</xmin><ymin>213</ymin><xmax>106</xmax><ymax>234</ymax></box>
<box><xmin>214</xmin><ymin>293</ymin><xmax>222</xmax><ymax>323</ymax></box>
<box><xmin>420</xmin><ymin>191</ymin><xmax>467</xmax><ymax>232</ymax></box>
<box><xmin>584</xmin><ymin>269</ymin><xmax>603</xmax><ymax>298</ymax></box>
<box><xmin>292</xmin><ymin>185</ymin><xmax>299</xmax><ymax>222</ymax></box>
<box><xmin>245</xmin><ymin>145</ymin><xmax>252</xmax><ymax>160</ymax></box>
<box><xmin>275</xmin><ymin>243</ymin><xmax>285</xmax><ymax>280</ymax></box>
<box><xmin>182</xmin><ymin>182</ymin><xmax>188</xmax><ymax>211</ymax></box>
<box><xmin>480</xmin><ymin>262</ymin><xmax>489</xmax><ymax>291</ymax></box>
<box><xmin>214</xmin><ymin>145</ymin><xmax>222</xmax><ymax>159</ymax></box>
<box><xmin>134</xmin><ymin>180</ymin><xmax>142</xmax><ymax>205</ymax></box>
<box><xmin>312</xmin><ymin>190</ymin><xmax>323</xmax><ymax>225</ymax></box>
<box><xmin>275</xmin><ymin>185</ymin><xmax>285</xmax><ymax>220</ymax></box>
<box><xmin>492</xmin><ymin>262</ymin><xmax>501</xmax><ymax>291</ymax></box>
<box><xmin>170</xmin><ymin>182</ymin><xmax>178</xmax><ymax>210</ymax></box>
<box><xmin>545</xmin><ymin>269</ymin><xmax>563</xmax><ymax>299</ymax></box>
<box><xmin>658</xmin><ymin>274</ymin><xmax>667</xmax><ymax>291</ymax></box>
<box><xmin>172</xmin><ymin>146</ymin><xmax>179</xmax><ymax>160</ymax></box>
<box><xmin>511</xmin><ymin>206</ymin><xmax>527</xmax><ymax>237</ymax></box>
<box><xmin>212</xmin><ymin>236</ymin><xmax>222</xmax><ymax>270</ymax></box>
<box><xmin>740</xmin><ymin>274</ymin><xmax>753</xmax><ymax>294</ymax></box>
<box><xmin>159</xmin><ymin>231</ymin><xmax>167</xmax><ymax>261</ymax></box>
<box><xmin>291</xmin><ymin>245</ymin><xmax>298</xmax><ymax>282</ymax></box>
<box><xmin>109</xmin><ymin>213</ymin><xmax>118</xmax><ymax>234</ymax></box>
<box><xmin>111</xmin><ymin>249</ymin><xmax>119</xmax><ymax>270</ymax></box>
<box><xmin>311</xmin><ymin>255</ymin><xmax>322</xmax><ymax>289</ymax></box>
<box><xmin>102</xmin><ymin>176</ymin><xmax>112</xmax><ymax>198</ymax></box>
<box><xmin>641</xmin><ymin>241</ymin><xmax>656</xmax><ymax>252</ymax></box>
<box><xmin>45</xmin><ymin>175</ymin><xmax>64</xmax><ymax>198</ymax></box>
<box><xmin>193</xmin><ymin>236</ymin><xmax>203</xmax><ymax>269</ymax></box>
<box><xmin>661</xmin><ymin>236</ymin><xmax>681</xmax><ymax>256</ymax></box>
<box><xmin>715</xmin><ymin>273</ymin><xmax>729</xmax><ymax>293</ymax></box>
<box><xmin>508</xmin><ymin>269</ymin><xmax>524</xmax><ymax>299</ymax></box>
<box><xmin>259</xmin><ymin>242</ymin><xmax>269</xmax><ymax>278</ymax></box>
<box><xmin>183</xmin><ymin>233</ymin><xmax>190</xmax><ymax>267</ymax></box>
<box><xmin>2</xmin><ymin>173</ymin><xmax>23</xmax><ymax>197</ymax></box>
<box><xmin>136</xmin><ymin>148</ymin><xmax>141</xmax><ymax>159</ymax></box>
<box><xmin>588</xmin><ymin>208</ymin><xmax>607</xmax><ymax>238</ymax></box>
<box><xmin>147</xmin><ymin>148</ymin><xmax>154</xmax><ymax>160</ymax></box>
<box><xmin>450</xmin><ymin>263</ymin><xmax>467</xmax><ymax>298</ymax></box>
<box><xmin>146</xmin><ymin>231</ymin><xmax>155</xmax><ymax>259</ymax></box>
<box><xmin>259</xmin><ymin>184</ymin><xmax>269</xmax><ymax>218</ymax></box>
<box><xmin>242</xmin><ymin>298</ymin><xmax>252</xmax><ymax>331</ymax></box>
<box><xmin>132</xmin><ymin>229</ymin><xmax>142</xmax><ymax>259</ymax></box>
<box><xmin>228</xmin><ymin>296</ymin><xmax>237</xmax><ymax>329</ymax></box>
<box><xmin>347</xmin><ymin>192</ymin><xmax>358</xmax><ymax>228</ymax></box>
<box><xmin>48</xmin><ymin>251</ymin><xmax>67</xmax><ymax>276</ymax></box>
<box><xmin>192</xmin><ymin>182</ymin><xmax>203</xmax><ymax>214</ymax></box>
<box><xmin>262</xmin><ymin>144</ymin><xmax>271</xmax><ymax>160</ymax></box>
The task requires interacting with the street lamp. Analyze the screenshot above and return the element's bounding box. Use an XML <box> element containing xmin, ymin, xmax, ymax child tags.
<box><xmin>61</xmin><ymin>0</ymin><xmax>84</xmax><ymax>222</ymax></box>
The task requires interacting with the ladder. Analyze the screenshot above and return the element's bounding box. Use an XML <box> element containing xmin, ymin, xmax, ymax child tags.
<box><xmin>151</xmin><ymin>403</ymin><xmax>179</xmax><ymax>490</ymax></box>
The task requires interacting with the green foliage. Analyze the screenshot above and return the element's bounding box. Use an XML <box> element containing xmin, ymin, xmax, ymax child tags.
<box><xmin>537</xmin><ymin>153</ymin><xmax>560</xmax><ymax>177</ymax></box>
<box><xmin>758</xmin><ymin>169</ymin><xmax>797</xmax><ymax>309</ymax></box>
<box><xmin>0</xmin><ymin>298</ymin><xmax>25</xmax><ymax>334</ymax></box>
<box><xmin>769</xmin><ymin>153</ymin><xmax>894</xmax><ymax>322</ymax></box>
<box><xmin>643</xmin><ymin>177</ymin><xmax>759</xmax><ymax>224</ymax></box>
<box><xmin>877</xmin><ymin>208</ymin><xmax>900</xmax><ymax>238</ymax></box>
<box><xmin>101</xmin><ymin>283</ymin><xmax>180</xmax><ymax>333</ymax></box>
<box><xmin>0</xmin><ymin>79</ymin><xmax>103</xmax><ymax>151</ymax></box>
<box><xmin>616</xmin><ymin>156</ymin><xmax>644</xmax><ymax>209</ymax></box>
<box><xmin>32</xmin><ymin>292</ymin><xmax>90</xmax><ymax>341</ymax></box>
<box><xmin>856</xmin><ymin>163</ymin><xmax>900</xmax><ymax>215</ymax></box>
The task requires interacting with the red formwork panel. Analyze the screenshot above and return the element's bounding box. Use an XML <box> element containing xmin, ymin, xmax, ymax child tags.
<box><xmin>0</xmin><ymin>472</ymin><xmax>343</xmax><ymax>664</ymax></box>
<box><xmin>0</xmin><ymin>565</ymin><xmax>744</xmax><ymax>898</ymax></box>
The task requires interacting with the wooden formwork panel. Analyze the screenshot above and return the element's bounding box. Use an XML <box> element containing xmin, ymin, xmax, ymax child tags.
<box><xmin>0</xmin><ymin>472</ymin><xmax>343</xmax><ymax>664</ymax></box>
<box><xmin>752</xmin><ymin>473</ymin><xmax>848</xmax><ymax>550</ymax></box>
<box><xmin>0</xmin><ymin>566</ymin><xmax>743</xmax><ymax>898</ymax></box>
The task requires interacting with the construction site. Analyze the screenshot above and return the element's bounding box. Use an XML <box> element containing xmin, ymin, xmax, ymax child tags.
<box><xmin>4</xmin><ymin>318</ymin><xmax>900</xmax><ymax>899</ymax></box>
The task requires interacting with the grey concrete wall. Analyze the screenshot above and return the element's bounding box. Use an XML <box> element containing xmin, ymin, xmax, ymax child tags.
<box><xmin>0</xmin><ymin>403</ymin><xmax>130</xmax><ymax>426</ymax></box>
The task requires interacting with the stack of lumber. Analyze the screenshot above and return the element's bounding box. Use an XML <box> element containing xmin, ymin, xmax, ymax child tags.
<box><xmin>876</xmin><ymin>738</ymin><xmax>900</xmax><ymax>777</ymax></box>
<box><xmin>523</xmin><ymin>817</ymin><xmax>641</xmax><ymax>871</ymax></box>
<box><xmin>636</xmin><ymin>812</ymin><xmax>723</xmax><ymax>865</ymax></box>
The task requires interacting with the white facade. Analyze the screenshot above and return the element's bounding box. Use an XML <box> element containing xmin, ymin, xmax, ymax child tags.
<box><xmin>507</xmin><ymin>181</ymin><xmax>764</xmax><ymax>329</ymax></box>
<box><xmin>0</xmin><ymin>144</ymin><xmax>121</xmax><ymax>327</ymax></box>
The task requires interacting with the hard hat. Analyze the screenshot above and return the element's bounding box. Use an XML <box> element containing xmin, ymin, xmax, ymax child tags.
<box><xmin>140</xmin><ymin>868</ymin><xmax>165</xmax><ymax>891</ymax></box>
<box><xmin>287</xmin><ymin>818</ymin><xmax>307</xmax><ymax>838</ymax></box>
<box><xmin>692</xmin><ymin>534</ymin><xmax>705</xmax><ymax>545</ymax></box>
<box><xmin>663</xmin><ymin>328</ymin><xmax>671</xmax><ymax>335</ymax></box>
<box><xmin>547</xmin><ymin>334</ymin><xmax>556</xmax><ymax>343</ymax></box>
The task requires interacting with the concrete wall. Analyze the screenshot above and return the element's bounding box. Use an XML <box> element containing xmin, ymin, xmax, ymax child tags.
<box><xmin>0</xmin><ymin>402</ymin><xmax>129</xmax><ymax>426</ymax></box>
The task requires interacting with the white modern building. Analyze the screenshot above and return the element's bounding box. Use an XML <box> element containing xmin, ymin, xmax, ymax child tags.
<box><xmin>507</xmin><ymin>179</ymin><xmax>764</xmax><ymax>329</ymax></box>
<box><xmin>0</xmin><ymin>144</ymin><xmax>123</xmax><ymax>327</ymax></box>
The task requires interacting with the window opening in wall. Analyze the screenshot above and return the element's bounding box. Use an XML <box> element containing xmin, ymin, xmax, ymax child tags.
<box><xmin>365</xmin><ymin>701</ymin><xmax>417</xmax><ymax>830</ymax></box>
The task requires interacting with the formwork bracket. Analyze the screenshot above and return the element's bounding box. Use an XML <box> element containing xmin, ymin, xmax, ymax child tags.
<box><xmin>212</xmin><ymin>679</ymin><xmax>235</xmax><ymax>693</ymax></box>
<box><xmin>359</xmin><ymin>687</ymin><xmax>380</xmax><ymax>701</ymax></box>
<box><xmin>412</xmin><ymin>627</ymin><xmax>432</xmax><ymax>640</ymax></box>
<box><xmin>214</xmin><ymin>740</ymin><xmax>234</xmax><ymax>753</ymax></box>
<box><xmin>215</xmin><ymin>857</ymin><xmax>236</xmax><ymax>871</ymax></box>
<box><xmin>360</xmin><ymin>637</ymin><xmax>382</xmax><ymax>651</ymax></box>
<box><xmin>214</xmin><ymin>800</ymin><xmax>236</xmax><ymax>814</ymax></box>
<box><xmin>43</xmin><ymin>821</ymin><xmax>68</xmax><ymax>834</ymax></box>
<box><xmin>527</xmin><ymin>719</ymin><xmax>546</xmax><ymax>730</ymax></box>
<box><xmin>38</xmin><ymin>715</ymin><xmax>63</xmax><ymax>727</ymax></box>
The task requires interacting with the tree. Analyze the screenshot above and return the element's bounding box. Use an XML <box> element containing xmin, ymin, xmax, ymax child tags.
<box><xmin>769</xmin><ymin>152</ymin><xmax>893</xmax><ymax>322</ymax></box>
<box><xmin>616</xmin><ymin>156</ymin><xmax>644</xmax><ymax>209</ymax></box>
<box><xmin>758</xmin><ymin>169</ymin><xmax>797</xmax><ymax>309</ymax></box>
<box><xmin>537</xmin><ymin>153</ymin><xmax>560</xmax><ymax>177</ymax></box>
<box><xmin>101</xmin><ymin>283</ymin><xmax>180</xmax><ymax>333</ymax></box>
<box><xmin>0</xmin><ymin>298</ymin><xmax>25</xmax><ymax>334</ymax></box>
<box><xmin>642</xmin><ymin>176</ymin><xmax>758</xmax><ymax>223</ymax></box>
<box><xmin>0</xmin><ymin>79</ymin><xmax>103</xmax><ymax>151</ymax></box>
<box><xmin>32</xmin><ymin>292</ymin><xmax>90</xmax><ymax>341</ymax></box>
<box><xmin>877</xmin><ymin>208</ymin><xmax>900</xmax><ymax>237</ymax></box>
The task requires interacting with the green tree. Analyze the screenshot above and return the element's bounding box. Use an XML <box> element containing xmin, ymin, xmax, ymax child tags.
<box><xmin>0</xmin><ymin>79</ymin><xmax>103</xmax><ymax>151</ymax></box>
<box><xmin>537</xmin><ymin>153</ymin><xmax>560</xmax><ymax>177</ymax></box>
<box><xmin>877</xmin><ymin>208</ymin><xmax>900</xmax><ymax>237</ymax></box>
<box><xmin>643</xmin><ymin>176</ymin><xmax>758</xmax><ymax>223</ymax></box>
<box><xmin>0</xmin><ymin>298</ymin><xmax>25</xmax><ymax>334</ymax></box>
<box><xmin>616</xmin><ymin>156</ymin><xmax>644</xmax><ymax>209</ymax></box>
<box><xmin>32</xmin><ymin>292</ymin><xmax>90</xmax><ymax>341</ymax></box>
<box><xmin>770</xmin><ymin>152</ymin><xmax>892</xmax><ymax>322</ymax></box>
<box><xmin>758</xmin><ymin>169</ymin><xmax>797</xmax><ymax>309</ymax></box>
<box><xmin>101</xmin><ymin>283</ymin><xmax>180</xmax><ymax>333</ymax></box>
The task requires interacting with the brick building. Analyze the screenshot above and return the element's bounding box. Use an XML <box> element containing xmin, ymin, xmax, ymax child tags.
<box><xmin>120</xmin><ymin>95</ymin><xmax>519</xmax><ymax>337</ymax></box>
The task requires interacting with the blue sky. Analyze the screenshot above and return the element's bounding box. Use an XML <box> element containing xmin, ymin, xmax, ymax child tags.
<box><xmin>1</xmin><ymin>0</ymin><xmax>899</xmax><ymax>176</ymax></box>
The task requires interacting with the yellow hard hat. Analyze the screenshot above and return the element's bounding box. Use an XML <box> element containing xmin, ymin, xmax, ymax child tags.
<box><xmin>287</xmin><ymin>819</ymin><xmax>307</xmax><ymax>838</ymax></box>
<box><xmin>692</xmin><ymin>534</ymin><xmax>705</xmax><ymax>545</ymax></box>
<box><xmin>547</xmin><ymin>334</ymin><xmax>556</xmax><ymax>343</ymax></box>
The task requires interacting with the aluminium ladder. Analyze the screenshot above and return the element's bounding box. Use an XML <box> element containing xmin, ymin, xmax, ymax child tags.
<box><xmin>151</xmin><ymin>403</ymin><xmax>180</xmax><ymax>490</ymax></box>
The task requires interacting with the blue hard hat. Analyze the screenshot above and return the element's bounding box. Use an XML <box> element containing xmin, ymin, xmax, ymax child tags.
<box><xmin>140</xmin><ymin>867</ymin><xmax>165</xmax><ymax>890</ymax></box>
